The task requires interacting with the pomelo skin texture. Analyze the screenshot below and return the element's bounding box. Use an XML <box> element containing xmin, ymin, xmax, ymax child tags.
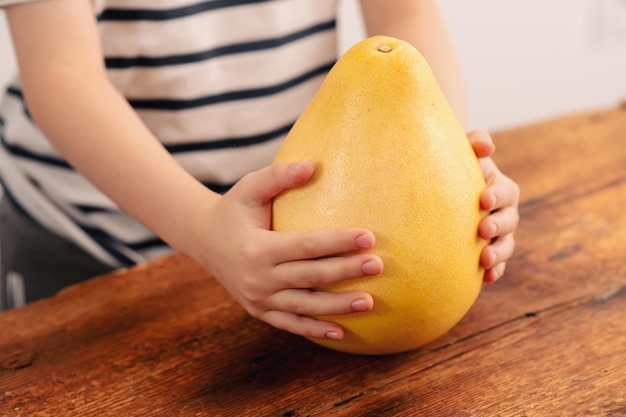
<box><xmin>271</xmin><ymin>36</ymin><xmax>488</xmax><ymax>355</ymax></box>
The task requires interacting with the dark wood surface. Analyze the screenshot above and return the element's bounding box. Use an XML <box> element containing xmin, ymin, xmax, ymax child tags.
<box><xmin>1</xmin><ymin>107</ymin><xmax>626</xmax><ymax>416</ymax></box>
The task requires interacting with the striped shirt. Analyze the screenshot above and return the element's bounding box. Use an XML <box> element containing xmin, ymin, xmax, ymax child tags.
<box><xmin>0</xmin><ymin>0</ymin><xmax>339</xmax><ymax>267</ymax></box>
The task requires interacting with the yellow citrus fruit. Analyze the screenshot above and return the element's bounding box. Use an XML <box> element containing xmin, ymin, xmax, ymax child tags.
<box><xmin>272</xmin><ymin>36</ymin><xmax>488</xmax><ymax>355</ymax></box>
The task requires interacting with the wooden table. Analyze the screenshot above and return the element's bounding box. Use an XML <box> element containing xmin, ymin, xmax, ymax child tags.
<box><xmin>1</xmin><ymin>107</ymin><xmax>626</xmax><ymax>416</ymax></box>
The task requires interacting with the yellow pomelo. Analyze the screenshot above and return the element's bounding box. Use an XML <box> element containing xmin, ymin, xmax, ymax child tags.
<box><xmin>272</xmin><ymin>36</ymin><xmax>488</xmax><ymax>355</ymax></box>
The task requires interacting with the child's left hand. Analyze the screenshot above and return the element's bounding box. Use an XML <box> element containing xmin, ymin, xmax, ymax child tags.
<box><xmin>468</xmin><ymin>130</ymin><xmax>520</xmax><ymax>283</ymax></box>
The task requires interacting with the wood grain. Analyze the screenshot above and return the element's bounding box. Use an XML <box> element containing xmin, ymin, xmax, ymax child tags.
<box><xmin>1</xmin><ymin>107</ymin><xmax>625</xmax><ymax>416</ymax></box>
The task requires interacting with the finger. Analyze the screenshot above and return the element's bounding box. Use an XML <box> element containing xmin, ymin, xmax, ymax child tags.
<box><xmin>467</xmin><ymin>130</ymin><xmax>495</xmax><ymax>158</ymax></box>
<box><xmin>235</xmin><ymin>160</ymin><xmax>316</xmax><ymax>207</ymax></box>
<box><xmin>478</xmin><ymin>206</ymin><xmax>520</xmax><ymax>240</ymax></box>
<box><xmin>478</xmin><ymin>157</ymin><xmax>499</xmax><ymax>186</ymax></box>
<box><xmin>272</xmin><ymin>253</ymin><xmax>383</xmax><ymax>290</ymax></box>
<box><xmin>260</xmin><ymin>309</ymin><xmax>347</xmax><ymax>340</ymax></box>
<box><xmin>270</xmin><ymin>228</ymin><xmax>377</xmax><ymax>264</ymax></box>
<box><xmin>269</xmin><ymin>288</ymin><xmax>374</xmax><ymax>317</ymax></box>
<box><xmin>480</xmin><ymin>177</ymin><xmax>520</xmax><ymax>212</ymax></box>
<box><xmin>480</xmin><ymin>233</ymin><xmax>516</xmax><ymax>270</ymax></box>
<box><xmin>484</xmin><ymin>262</ymin><xmax>507</xmax><ymax>284</ymax></box>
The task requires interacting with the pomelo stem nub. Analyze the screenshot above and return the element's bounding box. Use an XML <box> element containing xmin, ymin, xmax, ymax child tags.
<box><xmin>377</xmin><ymin>44</ymin><xmax>392</xmax><ymax>53</ymax></box>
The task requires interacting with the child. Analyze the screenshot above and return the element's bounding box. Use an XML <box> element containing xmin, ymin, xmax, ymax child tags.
<box><xmin>0</xmin><ymin>0</ymin><xmax>519</xmax><ymax>341</ymax></box>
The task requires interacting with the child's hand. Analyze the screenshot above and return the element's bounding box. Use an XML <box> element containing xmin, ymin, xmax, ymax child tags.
<box><xmin>468</xmin><ymin>130</ymin><xmax>520</xmax><ymax>283</ymax></box>
<box><xmin>198</xmin><ymin>160</ymin><xmax>383</xmax><ymax>340</ymax></box>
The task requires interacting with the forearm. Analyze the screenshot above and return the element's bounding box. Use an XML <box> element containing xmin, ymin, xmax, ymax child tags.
<box><xmin>6</xmin><ymin>0</ymin><xmax>218</xmax><ymax>259</ymax></box>
<box><xmin>360</xmin><ymin>0</ymin><xmax>468</xmax><ymax>128</ymax></box>
<box><xmin>22</xmin><ymin>74</ymin><xmax>218</xmax><ymax>258</ymax></box>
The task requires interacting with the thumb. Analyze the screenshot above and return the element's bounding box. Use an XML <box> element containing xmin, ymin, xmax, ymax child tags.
<box><xmin>237</xmin><ymin>159</ymin><xmax>315</xmax><ymax>207</ymax></box>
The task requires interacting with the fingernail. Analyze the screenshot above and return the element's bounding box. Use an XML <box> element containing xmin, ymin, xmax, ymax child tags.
<box><xmin>290</xmin><ymin>161</ymin><xmax>305</xmax><ymax>171</ymax></box>
<box><xmin>356</xmin><ymin>233</ymin><xmax>372</xmax><ymax>249</ymax></box>
<box><xmin>486</xmin><ymin>249</ymin><xmax>497</xmax><ymax>268</ymax></box>
<box><xmin>351</xmin><ymin>298</ymin><xmax>369</xmax><ymax>312</ymax></box>
<box><xmin>482</xmin><ymin>221</ymin><xmax>496</xmax><ymax>240</ymax></box>
<box><xmin>325</xmin><ymin>331</ymin><xmax>341</xmax><ymax>339</ymax></box>
<box><xmin>361</xmin><ymin>259</ymin><xmax>380</xmax><ymax>275</ymax></box>
<box><xmin>489</xmin><ymin>221</ymin><xmax>498</xmax><ymax>238</ymax></box>
<box><xmin>487</xmin><ymin>192</ymin><xmax>498</xmax><ymax>211</ymax></box>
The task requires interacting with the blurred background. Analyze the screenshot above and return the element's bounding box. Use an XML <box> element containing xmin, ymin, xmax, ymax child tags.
<box><xmin>338</xmin><ymin>0</ymin><xmax>626</xmax><ymax>131</ymax></box>
<box><xmin>1</xmin><ymin>0</ymin><xmax>625</xmax><ymax>133</ymax></box>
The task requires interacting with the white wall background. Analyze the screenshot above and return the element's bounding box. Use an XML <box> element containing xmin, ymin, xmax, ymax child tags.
<box><xmin>337</xmin><ymin>0</ymin><xmax>626</xmax><ymax>131</ymax></box>
<box><xmin>2</xmin><ymin>0</ymin><xmax>626</xmax><ymax>132</ymax></box>
<box><xmin>0</xmin><ymin>11</ymin><xmax>14</xmax><ymax>92</ymax></box>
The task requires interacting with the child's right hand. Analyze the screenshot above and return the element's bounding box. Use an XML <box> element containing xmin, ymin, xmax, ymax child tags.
<box><xmin>195</xmin><ymin>160</ymin><xmax>383</xmax><ymax>340</ymax></box>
